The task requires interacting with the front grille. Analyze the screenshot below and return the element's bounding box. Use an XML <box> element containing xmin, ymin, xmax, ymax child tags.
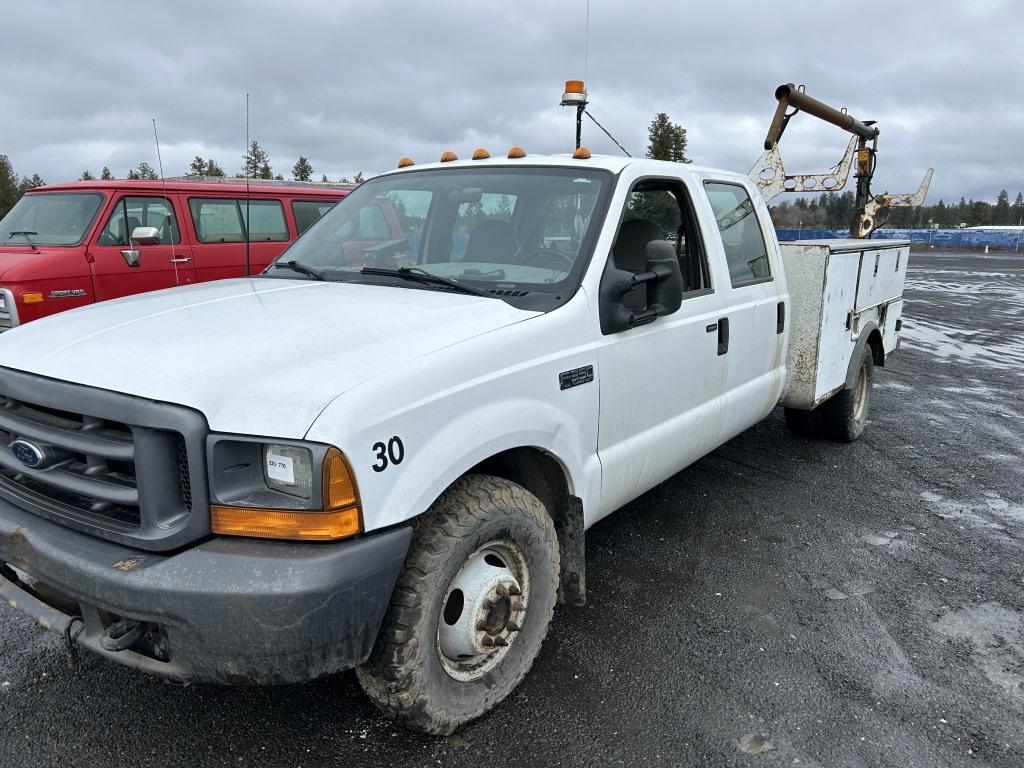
<box><xmin>0</xmin><ymin>368</ymin><xmax>210</xmax><ymax>551</ymax></box>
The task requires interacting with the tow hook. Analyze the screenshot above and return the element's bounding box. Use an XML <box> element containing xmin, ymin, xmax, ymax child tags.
<box><xmin>101</xmin><ymin>619</ymin><xmax>146</xmax><ymax>652</ymax></box>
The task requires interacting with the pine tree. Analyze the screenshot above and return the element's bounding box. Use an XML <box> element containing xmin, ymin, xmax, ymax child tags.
<box><xmin>645</xmin><ymin>113</ymin><xmax>691</xmax><ymax>163</ymax></box>
<box><xmin>205</xmin><ymin>159</ymin><xmax>225</xmax><ymax>177</ymax></box>
<box><xmin>292</xmin><ymin>156</ymin><xmax>313</xmax><ymax>182</ymax></box>
<box><xmin>129</xmin><ymin>162</ymin><xmax>158</xmax><ymax>180</ymax></box>
<box><xmin>242</xmin><ymin>141</ymin><xmax>272</xmax><ymax>178</ymax></box>
<box><xmin>79</xmin><ymin>170</ymin><xmax>94</xmax><ymax>181</ymax></box>
<box><xmin>993</xmin><ymin>189</ymin><xmax>1011</xmax><ymax>226</ymax></box>
<box><xmin>0</xmin><ymin>155</ymin><xmax>20</xmax><ymax>218</ymax></box>
<box><xmin>320</xmin><ymin>174</ymin><xmax>329</xmax><ymax>183</ymax></box>
<box><xmin>19</xmin><ymin>174</ymin><xmax>45</xmax><ymax>191</ymax></box>
<box><xmin>189</xmin><ymin>156</ymin><xmax>207</xmax><ymax>176</ymax></box>
<box><xmin>1012</xmin><ymin>192</ymin><xmax>1024</xmax><ymax>225</ymax></box>
<box><xmin>101</xmin><ymin>166</ymin><xmax>113</xmax><ymax>180</ymax></box>
<box><xmin>353</xmin><ymin>171</ymin><xmax>365</xmax><ymax>184</ymax></box>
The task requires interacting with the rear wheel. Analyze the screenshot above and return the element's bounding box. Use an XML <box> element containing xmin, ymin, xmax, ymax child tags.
<box><xmin>356</xmin><ymin>475</ymin><xmax>559</xmax><ymax>735</ymax></box>
<box><xmin>821</xmin><ymin>345</ymin><xmax>874</xmax><ymax>442</ymax></box>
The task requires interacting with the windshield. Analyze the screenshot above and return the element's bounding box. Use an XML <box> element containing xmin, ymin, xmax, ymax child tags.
<box><xmin>271</xmin><ymin>167</ymin><xmax>611</xmax><ymax>304</ymax></box>
<box><xmin>0</xmin><ymin>192</ymin><xmax>105</xmax><ymax>247</ymax></box>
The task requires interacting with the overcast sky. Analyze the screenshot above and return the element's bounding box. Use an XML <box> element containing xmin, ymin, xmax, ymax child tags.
<box><xmin>1</xmin><ymin>0</ymin><xmax>1021</xmax><ymax>203</ymax></box>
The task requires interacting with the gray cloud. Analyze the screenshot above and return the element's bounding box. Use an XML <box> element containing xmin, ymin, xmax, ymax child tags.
<box><xmin>1</xmin><ymin>0</ymin><xmax>1021</xmax><ymax>202</ymax></box>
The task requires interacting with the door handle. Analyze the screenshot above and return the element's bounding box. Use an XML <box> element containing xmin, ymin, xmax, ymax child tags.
<box><xmin>170</xmin><ymin>257</ymin><xmax>192</xmax><ymax>264</ymax></box>
<box><xmin>777</xmin><ymin>301</ymin><xmax>785</xmax><ymax>334</ymax></box>
<box><xmin>717</xmin><ymin>317</ymin><xmax>729</xmax><ymax>356</ymax></box>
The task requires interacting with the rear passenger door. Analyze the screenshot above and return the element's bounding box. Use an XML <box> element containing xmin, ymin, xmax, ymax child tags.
<box><xmin>87</xmin><ymin>194</ymin><xmax>195</xmax><ymax>302</ymax></box>
<box><xmin>700</xmin><ymin>180</ymin><xmax>787</xmax><ymax>438</ymax></box>
<box><xmin>186</xmin><ymin>197</ymin><xmax>292</xmax><ymax>281</ymax></box>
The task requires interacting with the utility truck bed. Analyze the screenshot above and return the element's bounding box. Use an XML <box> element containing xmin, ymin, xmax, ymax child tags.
<box><xmin>779</xmin><ymin>239</ymin><xmax>909</xmax><ymax>409</ymax></box>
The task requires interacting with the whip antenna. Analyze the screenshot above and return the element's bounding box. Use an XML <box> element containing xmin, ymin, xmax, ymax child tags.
<box><xmin>244</xmin><ymin>93</ymin><xmax>251</xmax><ymax>277</ymax></box>
<box><xmin>152</xmin><ymin>118</ymin><xmax>181</xmax><ymax>283</ymax></box>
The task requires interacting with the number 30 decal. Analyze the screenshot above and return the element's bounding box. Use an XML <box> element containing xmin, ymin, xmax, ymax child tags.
<box><xmin>372</xmin><ymin>436</ymin><xmax>405</xmax><ymax>472</ymax></box>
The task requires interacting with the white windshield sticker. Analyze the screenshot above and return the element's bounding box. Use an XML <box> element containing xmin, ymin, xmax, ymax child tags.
<box><xmin>266</xmin><ymin>453</ymin><xmax>295</xmax><ymax>484</ymax></box>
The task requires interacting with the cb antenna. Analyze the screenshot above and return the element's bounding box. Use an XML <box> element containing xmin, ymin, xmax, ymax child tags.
<box><xmin>152</xmin><ymin>118</ymin><xmax>182</xmax><ymax>284</ymax></box>
<box><xmin>244</xmin><ymin>93</ymin><xmax>251</xmax><ymax>277</ymax></box>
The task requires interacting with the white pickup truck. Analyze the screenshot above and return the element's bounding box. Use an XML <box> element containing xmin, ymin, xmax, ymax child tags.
<box><xmin>0</xmin><ymin>151</ymin><xmax>908</xmax><ymax>734</ymax></box>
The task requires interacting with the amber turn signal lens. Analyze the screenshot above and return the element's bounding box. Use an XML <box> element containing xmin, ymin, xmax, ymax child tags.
<box><xmin>323</xmin><ymin>447</ymin><xmax>358</xmax><ymax>510</ymax></box>
<box><xmin>573</xmin><ymin>146</ymin><xmax>592</xmax><ymax>159</ymax></box>
<box><xmin>471</xmin><ymin>148</ymin><xmax>490</xmax><ymax>160</ymax></box>
<box><xmin>211</xmin><ymin>506</ymin><xmax>362</xmax><ymax>542</ymax></box>
<box><xmin>22</xmin><ymin>293</ymin><xmax>43</xmax><ymax>304</ymax></box>
<box><xmin>507</xmin><ymin>146</ymin><xmax>526</xmax><ymax>159</ymax></box>
<box><xmin>397</xmin><ymin>156</ymin><xmax>415</xmax><ymax>168</ymax></box>
<box><xmin>564</xmin><ymin>79</ymin><xmax>585</xmax><ymax>94</ymax></box>
<box><xmin>440</xmin><ymin>150</ymin><xmax>458</xmax><ymax>162</ymax></box>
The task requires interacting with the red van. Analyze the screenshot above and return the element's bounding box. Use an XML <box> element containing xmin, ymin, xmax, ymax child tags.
<box><xmin>0</xmin><ymin>178</ymin><xmax>352</xmax><ymax>329</ymax></box>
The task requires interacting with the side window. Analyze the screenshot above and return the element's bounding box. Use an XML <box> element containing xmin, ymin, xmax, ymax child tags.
<box><xmin>452</xmin><ymin>192</ymin><xmax>516</xmax><ymax>261</ymax></box>
<box><xmin>240</xmin><ymin>200</ymin><xmax>288</xmax><ymax>242</ymax></box>
<box><xmin>540</xmin><ymin>190</ymin><xmax>599</xmax><ymax>255</ymax></box>
<box><xmin>98</xmin><ymin>196</ymin><xmax>180</xmax><ymax>246</ymax></box>
<box><xmin>189</xmin><ymin>198</ymin><xmax>245</xmax><ymax>243</ymax></box>
<box><xmin>358</xmin><ymin>204</ymin><xmax>392</xmax><ymax>240</ymax></box>
<box><xmin>612</xmin><ymin>181</ymin><xmax>711</xmax><ymax>308</ymax></box>
<box><xmin>703</xmin><ymin>182</ymin><xmax>772</xmax><ymax>287</ymax></box>
<box><xmin>292</xmin><ymin>200</ymin><xmax>337</xmax><ymax>235</ymax></box>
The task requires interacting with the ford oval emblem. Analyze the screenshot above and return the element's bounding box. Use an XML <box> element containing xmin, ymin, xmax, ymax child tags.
<box><xmin>11</xmin><ymin>439</ymin><xmax>45</xmax><ymax>468</ymax></box>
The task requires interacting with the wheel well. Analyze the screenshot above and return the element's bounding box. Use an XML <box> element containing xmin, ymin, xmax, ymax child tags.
<box><xmin>468</xmin><ymin>447</ymin><xmax>586</xmax><ymax>605</ymax></box>
<box><xmin>867</xmin><ymin>328</ymin><xmax>884</xmax><ymax>366</ymax></box>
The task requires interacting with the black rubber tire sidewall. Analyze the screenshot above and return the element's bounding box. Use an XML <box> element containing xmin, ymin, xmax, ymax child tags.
<box><xmin>356</xmin><ymin>475</ymin><xmax>559</xmax><ymax>735</ymax></box>
<box><xmin>822</xmin><ymin>346</ymin><xmax>874</xmax><ymax>442</ymax></box>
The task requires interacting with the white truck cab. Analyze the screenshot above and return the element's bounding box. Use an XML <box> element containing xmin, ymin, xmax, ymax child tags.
<box><xmin>0</xmin><ymin>151</ymin><xmax>906</xmax><ymax>734</ymax></box>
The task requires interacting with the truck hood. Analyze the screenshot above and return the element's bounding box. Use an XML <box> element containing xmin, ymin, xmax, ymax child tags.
<box><xmin>0</xmin><ymin>278</ymin><xmax>537</xmax><ymax>437</ymax></box>
<box><xmin>0</xmin><ymin>246</ymin><xmax>68</xmax><ymax>280</ymax></box>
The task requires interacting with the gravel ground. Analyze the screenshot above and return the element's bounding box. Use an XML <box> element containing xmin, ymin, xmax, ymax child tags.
<box><xmin>1</xmin><ymin>249</ymin><xmax>1021</xmax><ymax>767</ymax></box>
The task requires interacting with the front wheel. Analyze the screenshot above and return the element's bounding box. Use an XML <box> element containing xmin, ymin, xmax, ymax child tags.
<box><xmin>356</xmin><ymin>475</ymin><xmax>560</xmax><ymax>735</ymax></box>
<box><xmin>821</xmin><ymin>345</ymin><xmax>874</xmax><ymax>442</ymax></box>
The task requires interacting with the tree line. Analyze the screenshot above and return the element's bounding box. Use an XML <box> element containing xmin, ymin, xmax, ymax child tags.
<box><xmin>1</xmin><ymin>141</ymin><xmax>366</xmax><ymax>217</ymax></box>
<box><xmin>770</xmin><ymin>189</ymin><xmax>1024</xmax><ymax>230</ymax></box>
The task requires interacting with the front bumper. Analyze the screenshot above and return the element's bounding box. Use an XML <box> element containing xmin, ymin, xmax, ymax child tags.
<box><xmin>0</xmin><ymin>498</ymin><xmax>411</xmax><ymax>684</ymax></box>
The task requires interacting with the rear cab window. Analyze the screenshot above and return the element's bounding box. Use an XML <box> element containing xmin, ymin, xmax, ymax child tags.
<box><xmin>702</xmin><ymin>181</ymin><xmax>772</xmax><ymax>287</ymax></box>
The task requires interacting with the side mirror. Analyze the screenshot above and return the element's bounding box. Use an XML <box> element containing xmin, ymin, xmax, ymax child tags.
<box><xmin>131</xmin><ymin>226</ymin><xmax>161</xmax><ymax>246</ymax></box>
<box><xmin>599</xmin><ymin>240</ymin><xmax>684</xmax><ymax>334</ymax></box>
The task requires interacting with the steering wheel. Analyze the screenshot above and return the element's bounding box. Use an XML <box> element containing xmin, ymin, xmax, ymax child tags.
<box><xmin>520</xmin><ymin>248</ymin><xmax>574</xmax><ymax>271</ymax></box>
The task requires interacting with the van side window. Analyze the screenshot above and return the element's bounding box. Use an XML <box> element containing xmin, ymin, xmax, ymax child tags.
<box><xmin>98</xmin><ymin>196</ymin><xmax>180</xmax><ymax>246</ymax></box>
<box><xmin>189</xmin><ymin>199</ymin><xmax>288</xmax><ymax>243</ymax></box>
<box><xmin>703</xmin><ymin>182</ymin><xmax>772</xmax><ymax>287</ymax></box>
<box><xmin>240</xmin><ymin>200</ymin><xmax>288</xmax><ymax>242</ymax></box>
<box><xmin>292</xmin><ymin>200</ymin><xmax>337</xmax><ymax>235</ymax></box>
<box><xmin>611</xmin><ymin>180</ymin><xmax>711</xmax><ymax>310</ymax></box>
<box><xmin>190</xmin><ymin>199</ymin><xmax>245</xmax><ymax>243</ymax></box>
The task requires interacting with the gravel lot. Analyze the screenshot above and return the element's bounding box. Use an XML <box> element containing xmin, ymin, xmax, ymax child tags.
<box><xmin>1</xmin><ymin>249</ymin><xmax>1021</xmax><ymax>767</ymax></box>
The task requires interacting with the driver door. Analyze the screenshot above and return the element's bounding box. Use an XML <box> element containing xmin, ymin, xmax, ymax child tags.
<box><xmin>87</xmin><ymin>194</ymin><xmax>195</xmax><ymax>302</ymax></box>
<box><xmin>595</xmin><ymin>175</ymin><xmax>732</xmax><ymax>517</ymax></box>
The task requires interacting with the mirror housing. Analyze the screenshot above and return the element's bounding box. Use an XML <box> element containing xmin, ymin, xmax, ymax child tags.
<box><xmin>599</xmin><ymin>240</ymin><xmax>684</xmax><ymax>334</ymax></box>
<box><xmin>130</xmin><ymin>226</ymin><xmax>161</xmax><ymax>246</ymax></box>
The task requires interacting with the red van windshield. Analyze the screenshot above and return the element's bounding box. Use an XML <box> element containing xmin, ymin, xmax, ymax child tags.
<box><xmin>0</xmin><ymin>192</ymin><xmax>104</xmax><ymax>247</ymax></box>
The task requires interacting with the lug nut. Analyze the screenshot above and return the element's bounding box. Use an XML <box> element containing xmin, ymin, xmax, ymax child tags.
<box><xmin>492</xmin><ymin>636</ymin><xmax>508</xmax><ymax>647</ymax></box>
<box><xmin>496</xmin><ymin>584</ymin><xmax>509</xmax><ymax>596</ymax></box>
<box><xmin>482</xmin><ymin>598</ymin><xmax>494</xmax><ymax>610</ymax></box>
<box><xmin>509</xmin><ymin>585</ymin><xmax>522</xmax><ymax>596</ymax></box>
<box><xmin>506</xmin><ymin>621</ymin><xmax>521</xmax><ymax>633</ymax></box>
<box><xmin>481</xmin><ymin>636</ymin><xmax>494</xmax><ymax>647</ymax></box>
<box><xmin>476</xmin><ymin>620</ymin><xmax>488</xmax><ymax>632</ymax></box>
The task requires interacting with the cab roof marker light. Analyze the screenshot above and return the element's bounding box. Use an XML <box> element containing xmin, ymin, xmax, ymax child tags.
<box><xmin>573</xmin><ymin>146</ymin><xmax>592</xmax><ymax>160</ymax></box>
<box><xmin>471</xmin><ymin>148</ymin><xmax>491</xmax><ymax>160</ymax></box>
<box><xmin>440</xmin><ymin>151</ymin><xmax>458</xmax><ymax>162</ymax></box>
<box><xmin>507</xmin><ymin>147</ymin><xmax>527</xmax><ymax>159</ymax></box>
<box><xmin>397</xmin><ymin>156</ymin><xmax>415</xmax><ymax>168</ymax></box>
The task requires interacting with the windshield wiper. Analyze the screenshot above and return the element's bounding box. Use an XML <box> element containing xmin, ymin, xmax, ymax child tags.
<box><xmin>273</xmin><ymin>260</ymin><xmax>328</xmax><ymax>281</ymax></box>
<box><xmin>7</xmin><ymin>231</ymin><xmax>38</xmax><ymax>250</ymax></box>
<box><xmin>360</xmin><ymin>266</ymin><xmax>490</xmax><ymax>297</ymax></box>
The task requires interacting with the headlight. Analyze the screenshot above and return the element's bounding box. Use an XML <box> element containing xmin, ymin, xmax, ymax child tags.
<box><xmin>207</xmin><ymin>437</ymin><xmax>362</xmax><ymax>542</ymax></box>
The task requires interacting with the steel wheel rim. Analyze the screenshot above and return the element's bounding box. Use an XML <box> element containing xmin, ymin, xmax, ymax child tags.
<box><xmin>852</xmin><ymin>365</ymin><xmax>868</xmax><ymax>421</ymax></box>
<box><xmin>436</xmin><ymin>540</ymin><xmax>530</xmax><ymax>682</ymax></box>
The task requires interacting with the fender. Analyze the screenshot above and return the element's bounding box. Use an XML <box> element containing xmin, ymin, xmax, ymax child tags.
<box><xmin>844</xmin><ymin>320</ymin><xmax>880</xmax><ymax>388</ymax></box>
